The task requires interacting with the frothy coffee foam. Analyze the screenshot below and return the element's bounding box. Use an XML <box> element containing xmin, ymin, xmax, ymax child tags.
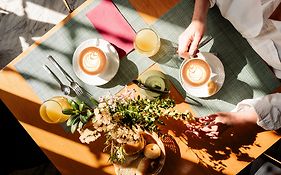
<box><xmin>182</xmin><ymin>59</ymin><xmax>211</xmax><ymax>87</ymax></box>
<box><xmin>83</xmin><ymin>52</ymin><xmax>101</xmax><ymax>72</ymax></box>
<box><xmin>79</xmin><ymin>47</ymin><xmax>106</xmax><ymax>75</ymax></box>
<box><xmin>187</xmin><ymin>64</ymin><xmax>207</xmax><ymax>83</ymax></box>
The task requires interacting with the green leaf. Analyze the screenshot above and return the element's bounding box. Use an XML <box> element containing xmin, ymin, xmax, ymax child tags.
<box><xmin>90</xmin><ymin>97</ymin><xmax>99</xmax><ymax>107</ymax></box>
<box><xmin>86</xmin><ymin>109</ymin><xmax>92</xmax><ymax>118</ymax></box>
<box><xmin>79</xmin><ymin>114</ymin><xmax>88</xmax><ymax>123</ymax></box>
<box><xmin>66</xmin><ymin>115</ymin><xmax>78</xmax><ymax>127</ymax></box>
<box><xmin>78</xmin><ymin>121</ymin><xmax>84</xmax><ymax>129</ymax></box>
<box><xmin>62</xmin><ymin>109</ymin><xmax>74</xmax><ymax>115</ymax></box>
<box><xmin>71</xmin><ymin>101</ymin><xmax>79</xmax><ymax>110</ymax></box>
<box><xmin>71</xmin><ymin>121</ymin><xmax>78</xmax><ymax>133</ymax></box>
<box><xmin>67</xmin><ymin>99</ymin><xmax>72</xmax><ymax>105</ymax></box>
<box><xmin>76</xmin><ymin>99</ymin><xmax>82</xmax><ymax>105</ymax></box>
<box><xmin>69</xmin><ymin>116</ymin><xmax>80</xmax><ymax>133</ymax></box>
<box><xmin>79</xmin><ymin>103</ymin><xmax>84</xmax><ymax>111</ymax></box>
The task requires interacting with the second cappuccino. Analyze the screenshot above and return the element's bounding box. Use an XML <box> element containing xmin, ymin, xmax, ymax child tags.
<box><xmin>181</xmin><ymin>59</ymin><xmax>211</xmax><ymax>87</ymax></box>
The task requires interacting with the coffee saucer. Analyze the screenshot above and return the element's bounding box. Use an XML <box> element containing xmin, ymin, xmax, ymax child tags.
<box><xmin>180</xmin><ymin>52</ymin><xmax>225</xmax><ymax>98</ymax></box>
<box><xmin>73</xmin><ymin>38</ymin><xmax>120</xmax><ymax>86</ymax></box>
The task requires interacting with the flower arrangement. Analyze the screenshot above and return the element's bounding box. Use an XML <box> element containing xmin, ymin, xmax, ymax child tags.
<box><xmin>63</xmin><ymin>88</ymin><xmax>194</xmax><ymax>163</ymax></box>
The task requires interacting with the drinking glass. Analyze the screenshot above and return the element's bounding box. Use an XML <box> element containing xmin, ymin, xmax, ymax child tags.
<box><xmin>134</xmin><ymin>28</ymin><xmax>161</xmax><ymax>57</ymax></box>
<box><xmin>39</xmin><ymin>96</ymin><xmax>71</xmax><ymax>123</ymax></box>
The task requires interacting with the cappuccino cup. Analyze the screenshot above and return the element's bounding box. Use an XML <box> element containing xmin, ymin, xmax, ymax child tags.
<box><xmin>180</xmin><ymin>56</ymin><xmax>216</xmax><ymax>89</ymax></box>
<box><xmin>73</xmin><ymin>38</ymin><xmax>120</xmax><ymax>86</ymax></box>
<box><xmin>78</xmin><ymin>46</ymin><xmax>107</xmax><ymax>76</ymax></box>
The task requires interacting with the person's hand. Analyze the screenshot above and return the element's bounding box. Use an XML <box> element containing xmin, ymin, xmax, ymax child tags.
<box><xmin>209</xmin><ymin>110</ymin><xmax>259</xmax><ymax>126</ymax></box>
<box><xmin>178</xmin><ymin>20</ymin><xmax>206</xmax><ymax>58</ymax></box>
<box><xmin>185</xmin><ymin>110</ymin><xmax>259</xmax><ymax>139</ymax></box>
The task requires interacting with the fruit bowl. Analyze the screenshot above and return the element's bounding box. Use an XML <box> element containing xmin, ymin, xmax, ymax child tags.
<box><xmin>114</xmin><ymin>132</ymin><xmax>166</xmax><ymax>175</ymax></box>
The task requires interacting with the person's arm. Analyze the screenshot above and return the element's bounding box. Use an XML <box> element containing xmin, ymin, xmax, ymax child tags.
<box><xmin>210</xmin><ymin>93</ymin><xmax>281</xmax><ymax>130</ymax></box>
<box><xmin>178</xmin><ymin>0</ymin><xmax>211</xmax><ymax>57</ymax></box>
<box><xmin>193</xmin><ymin>0</ymin><xmax>210</xmax><ymax>22</ymax></box>
<box><xmin>248</xmin><ymin>93</ymin><xmax>281</xmax><ymax>130</ymax></box>
<box><xmin>186</xmin><ymin>93</ymin><xmax>281</xmax><ymax>139</ymax></box>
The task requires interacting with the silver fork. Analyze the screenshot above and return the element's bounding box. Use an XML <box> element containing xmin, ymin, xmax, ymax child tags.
<box><xmin>48</xmin><ymin>55</ymin><xmax>98</xmax><ymax>107</ymax></box>
<box><xmin>47</xmin><ymin>55</ymin><xmax>92</xmax><ymax>97</ymax></box>
<box><xmin>47</xmin><ymin>55</ymin><xmax>97</xmax><ymax>107</ymax></box>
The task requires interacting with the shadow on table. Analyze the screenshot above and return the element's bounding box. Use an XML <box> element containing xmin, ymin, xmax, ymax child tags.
<box><xmin>160</xmin><ymin>134</ymin><xmax>223</xmax><ymax>175</ymax></box>
<box><xmin>167</xmin><ymin>75</ymin><xmax>205</xmax><ymax>107</ymax></box>
<box><xmin>159</xmin><ymin>116</ymin><xmax>264</xmax><ymax>174</ymax></box>
<box><xmin>98</xmin><ymin>56</ymin><xmax>139</xmax><ymax>88</ymax></box>
<box><xmin>150</xmin><ymin>38</ymin><xmax>182</xmax><ymax>69</ymax></box>
<box><xmin>0</xmin><ymin>89</ymin><xmax>117</xmax><ymax>175</ymax></box>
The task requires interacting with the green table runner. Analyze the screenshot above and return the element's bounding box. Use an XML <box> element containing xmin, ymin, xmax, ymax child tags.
<box><xmin>150</xmin><ymin>0</ymin><xmax>281</xmax><ymax>116</ymax></box>
<box><xmin>15</xmin><ymin>0</ymin><xmax>280</xmax><ymax>117</ymax></box>
<box><xmin>15</xmin><ymin>0</ymin><xmax>152</xmax><ymax>102</ymax></box>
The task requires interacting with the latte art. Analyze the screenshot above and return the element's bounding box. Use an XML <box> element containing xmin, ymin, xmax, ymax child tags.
<box><xmin>79</xmin><ymin>47</ymin><xmax>106</xmax><ymax>75</ymax></box>
<box><xmin>187</xmin><ymin>64</ymin><xmax>207</xmax><ymax>84</ymax></box>
<box><xmin>83</xmin><ymin>52</ymin><xmax>101</xmax><ymax>72</ymax></box>
<box><xmin>181</xmin><ymin>59</ymin><xmax>211</xmax><ymax>87</ymax></box>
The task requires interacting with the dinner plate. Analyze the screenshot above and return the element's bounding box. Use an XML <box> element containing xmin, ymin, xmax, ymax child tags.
<box><xmin>73</xmin><ymin>38</ymin><xmax>120</xmax><ymax>86</ymax></box>
<box><xmin>180</xmin><ymin>52</ymin><xmax>225</xmax><ymax>98</ymax></box>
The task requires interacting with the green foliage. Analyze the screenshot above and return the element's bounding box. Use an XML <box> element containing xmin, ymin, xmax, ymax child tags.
<box><xmin>63</xmin><ymin>99</ymin><xmax>93</xmax><ymax>133</ymax></box>
<box><xmin>63</xmin><ymin>93</ymin><xmax>194</xmax><ymax>163</ymax></box>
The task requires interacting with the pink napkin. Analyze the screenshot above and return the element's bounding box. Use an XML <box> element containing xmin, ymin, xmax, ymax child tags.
<box><xmin>86</xmin><ymin>0</ymin><xmax>136</xmax><ymax>59</ymax></box>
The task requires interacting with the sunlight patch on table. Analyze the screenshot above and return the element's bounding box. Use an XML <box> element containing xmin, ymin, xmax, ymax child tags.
<box><xmin>21</xmin><ymin>122</ymin><xmax>111</xmax><ymax>168</ymax></box>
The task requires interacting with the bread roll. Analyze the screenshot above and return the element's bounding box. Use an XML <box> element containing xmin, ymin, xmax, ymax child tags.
<box><xmin>207</xmin><ymin>80</ymin><xmax>218</xmax><ymax>95</ymax></box>
<box><xmin>144</xmin><ymin>143</ymin><xmax>161</xmax><ymax>159</ymax></box>
<box><xmin>123</xmin><ymin>137</ymin><xmax>145</xmax><ymax>155</ymax></box>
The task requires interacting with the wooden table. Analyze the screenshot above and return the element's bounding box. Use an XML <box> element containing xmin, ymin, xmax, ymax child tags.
<box><xmin>0</xmin><ymin>0</ymin><xmax>280</xmax><ymax>174</ymax></box>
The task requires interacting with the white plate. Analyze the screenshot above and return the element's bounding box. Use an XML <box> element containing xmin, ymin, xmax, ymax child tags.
<box><xmin>180</xmin><ymin>52</ymin><xmax>225</xmax><ymax>98</ymax></box>
<box><xmin>73</xmin><ymin>38</ymin><xmax>120</xmax><ymax>86</ymax></box>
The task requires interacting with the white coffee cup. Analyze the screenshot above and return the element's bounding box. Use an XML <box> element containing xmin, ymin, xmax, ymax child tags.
<box><xmin>73</xmin><ymin>38</ymin><xmax>120</xmax><ymax>86</ymax></box>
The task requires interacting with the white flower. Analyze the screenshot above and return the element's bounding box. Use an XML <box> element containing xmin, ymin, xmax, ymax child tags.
<box><xmin>94</xmin><ymin>108</ymin><xmax>100</xmax><ymax>116</ymax></box>
<box><xmin>79</xmin><ymin>129</ymin><xmax>101</xmax><ymax>144</ymax></box>
<box><xmin>98</xmin><ymin>102</ymin><xmax>107</xmax><ymax>108</ymax></box>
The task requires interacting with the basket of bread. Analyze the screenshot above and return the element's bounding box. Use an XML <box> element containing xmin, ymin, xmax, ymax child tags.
<box><xmin>114</xmin><ymin>132</ymin><xmax>165</xmax><ymax>175</ymax></box>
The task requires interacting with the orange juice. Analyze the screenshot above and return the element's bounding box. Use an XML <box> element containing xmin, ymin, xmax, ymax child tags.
<box><xmin>39</xmin><ymin>96</ymin><xmax>70</xmax><ymax>123</ymax></box>
<box><xmin>134</xmin><ymin>28</ymin><xmax>160</xmax><ymax>57</ymax></box>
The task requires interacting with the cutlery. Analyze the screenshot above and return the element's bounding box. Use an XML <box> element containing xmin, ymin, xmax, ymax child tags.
<box><xmin>47</xmin><ymin>55</ymin><xmax>93</xmax><ymax>98</ymax></box>
<box><xmin>43</xmin><ymin>65</ymin><xmax>72</xmax><ymax>96</ymax></box>
<box><xmin>132</xmin><ymin>79</ymin><xmax>170</xmax><ymax>94</ymax></box>
<box><xmin>47</xmin><ymin>55</ymin><xmax>98</xmax><ymax>107</ymax></box>
<box><xmin>197</xmin><ymin>35</ymin><xmax>213</xmax><ymax>50</ymax></box>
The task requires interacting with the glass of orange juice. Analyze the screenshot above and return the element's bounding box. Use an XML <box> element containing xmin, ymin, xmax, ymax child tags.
<box><xmin>39</xmin><ymin>96</ymin><xmax>71</xmax><ymax>123</ymax></box>
<box><xmin>134</xmin><ymin>28</ymin><xmax>161</xmax><ymax>57</ymax></box>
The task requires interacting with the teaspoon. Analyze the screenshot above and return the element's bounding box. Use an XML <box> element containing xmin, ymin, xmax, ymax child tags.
<box><xmin>44</xmin><ymin>65</ymin><xmax>72</xmax><ymax>96</ymax></box>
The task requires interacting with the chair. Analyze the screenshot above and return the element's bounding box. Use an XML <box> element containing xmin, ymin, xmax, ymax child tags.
<box><xmin>238</xmin><ymin>138</ymin><xmax>281</xmax><ymax>175</ymax></box>
<box><xmin>62</xmin><ymin>0</ymin><xmax>73</xmax><ymax>13</ymax></box>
